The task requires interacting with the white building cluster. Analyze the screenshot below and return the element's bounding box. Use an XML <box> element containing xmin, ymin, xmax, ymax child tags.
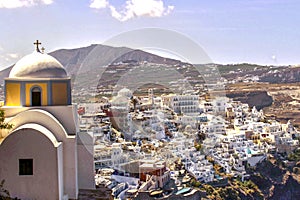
<box><xmin>77</xmin><ymin>87</ymin><xmax>300</xmax><ymax>199</ymax></box>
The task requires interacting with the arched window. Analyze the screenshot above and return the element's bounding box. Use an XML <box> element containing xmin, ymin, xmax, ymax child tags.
<box><xmin>31</xmin><ymin>87</ymin><xmax>41</xmax><ymax>106</ymax></box>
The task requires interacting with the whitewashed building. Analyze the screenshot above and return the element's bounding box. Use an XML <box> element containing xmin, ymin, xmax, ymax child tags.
<box><xmin>0</xmin><ymin>44</ymin><xmax>94</xmax><ymax>200</ymax></box>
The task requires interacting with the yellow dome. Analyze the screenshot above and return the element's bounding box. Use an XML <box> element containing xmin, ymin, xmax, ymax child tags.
<box><xmin>9</xmin><ymin>51</ymin><xmax>67</xmax><ymax>78</ymax></box>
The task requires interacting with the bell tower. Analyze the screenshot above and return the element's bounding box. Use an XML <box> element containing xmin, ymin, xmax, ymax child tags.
<box><xmin>5</xmin><ymin>40</ymin><xmax>71</xmax><ymax>107</ymax></box>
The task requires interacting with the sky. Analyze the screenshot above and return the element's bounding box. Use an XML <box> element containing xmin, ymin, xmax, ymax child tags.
<box><xmin>0</xmin><ymin>0</ymin><xmax>300</xmax><ymax>69</ymax></box>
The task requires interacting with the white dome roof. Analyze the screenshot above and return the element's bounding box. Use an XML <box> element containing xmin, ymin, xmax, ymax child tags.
<box><xmin>9</xmin><ymin>51</ymin><xmax>67</xmax><ymax>78</ymax></box>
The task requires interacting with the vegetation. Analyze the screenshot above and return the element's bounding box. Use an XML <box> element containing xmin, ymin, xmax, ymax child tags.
<box><xmin>0</xmin><ymin>110</ymin><xmax>14</xmax><ymax>200</ymax></box>
<box><xmin>190</xmin><ymin>178</ymin><xmax>201</xmax><ymax>187</ymax></box>
<box><xmin>0</xmin><ymin>180</ymin><xmax>10</xmax><ymax>200</ymax></box>
<box><xmin>235</xmin><ymin>180</ymin><xmax>260</xmax><ymax>194</ymax></box>
<box><xmin>203</xmin><ymin>184</ymin><xmax>241</xmax><ymax>200</ymax></box>
<box><xmin>201</xmin><ymin>178</ymin><xmax>264</xmax><ymax>200</ymax></box>
<box><xmin>217</xmin><ymin>187</ymin><xmax>241</xmax><ymax>200</ymax></box>
<box><xmin>287</xmin><ymin>148</ymin><xmax>300</xmax><ymax>162</ymax></box>
<box><xmin>0</xmin><ymin>110</ymin><xmax>13</xmax><ymax>130</ymax></box>
<box><xmin>194</xmin><ymin>142</ymin><xmax>202</xmax><ymax>152</ymax></box>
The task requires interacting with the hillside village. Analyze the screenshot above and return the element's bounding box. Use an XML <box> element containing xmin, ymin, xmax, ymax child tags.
<box><xmin>1</xmin><ymin>0</ymin><xmax>300</xmax><ymax>197</ymax></box>
<box><xmin>0</xmin><ymin>45</ymin><xmax>300</xmax><ymax>199</ymax></box>
<box><xmin>78</xmin><ymin>85</ymin><xmax>300</xmax><ymax>199</ymax></box>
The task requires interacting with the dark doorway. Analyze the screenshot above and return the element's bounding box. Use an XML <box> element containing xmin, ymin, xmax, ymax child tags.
<box><xmin>32</xmin><ymin>87</ymin><xmax>41</xmax><ymax>106</ymax></box>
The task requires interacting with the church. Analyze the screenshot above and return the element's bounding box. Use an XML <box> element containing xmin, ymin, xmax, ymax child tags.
<box><xmin>0</xmin><ymin>41</ymin><xmax>95</xmax><ymax>199</ymax></box>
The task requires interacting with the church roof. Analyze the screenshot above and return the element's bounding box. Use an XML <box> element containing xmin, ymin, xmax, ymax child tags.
<box><xmin>9</xmin><ymin>50</ymin><xmax>68</xmax><ymax>79</ymax></box>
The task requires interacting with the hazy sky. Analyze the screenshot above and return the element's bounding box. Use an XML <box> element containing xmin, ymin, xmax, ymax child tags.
<box><xmin>0</xmin><ymin>0</ymin><xmax>299</xmax><ymax>69</ymax></box>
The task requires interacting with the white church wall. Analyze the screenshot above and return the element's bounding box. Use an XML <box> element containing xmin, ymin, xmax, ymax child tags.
<box><xmin>57</xmin><ymin>143</ymin><xmax>64</xmax><ymax>200</ymax></box>
<box><xmin>4</xmin><ymin>109</ymin><xmax>79</xmax><ymax>199</ymax></box>
<box><xmin>0</xmin><ymin>128</ymin><xmax>60</xmax><ymax>200</ymax></box>
<box><xmin>63</xmin><ymin>139</ymin><xmax>78</xmax><ymax>199</ymax></box>
<box><xmin>3</xmin><ymin>106</ymin><xmax>79</xmax><ymax>136</ymax></box>
<box><xmin>44</xmin><ymin>105</ymin><xmax>80</xmax><ymax>134</ymax></box>
<box><xmin>4</xmin><ymin>109</ymin><xmax>71</xmax><ymax>141</ymax></box>
<box><xmin>77</xmin><ymin>132</ymin><xmax>95</xmax><ymax>189</ymax></box>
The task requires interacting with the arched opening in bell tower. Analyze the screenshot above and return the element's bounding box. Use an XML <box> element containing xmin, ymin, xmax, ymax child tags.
<box><xmin>31</xmin><ymin>87</ymin><xmax>41</xmax><ymax>106</ymax></box>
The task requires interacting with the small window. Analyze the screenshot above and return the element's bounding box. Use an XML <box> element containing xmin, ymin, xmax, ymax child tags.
<box><xmin>19</xmin><ymin>159</ymin><xmax>33</xmax><ymax>175</ymax></box>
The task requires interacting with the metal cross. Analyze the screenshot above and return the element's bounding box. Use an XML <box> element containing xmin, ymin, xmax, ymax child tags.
<box><xmin>33</xmin><ymin>40</ymin><xmax>41</xmax><ymax>52</ymax></box>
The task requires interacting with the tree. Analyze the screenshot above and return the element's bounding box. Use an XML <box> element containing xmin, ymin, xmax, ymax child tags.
<box><xmin>0</xmin><ymin>110</ymin><xmax>13</xmax><ymax>130</ymax></box>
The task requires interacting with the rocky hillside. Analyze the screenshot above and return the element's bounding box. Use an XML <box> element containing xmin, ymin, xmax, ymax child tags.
<box><xmin>219</xmin><ymin>63</ymin><xmax>300</xmax><ymax>83</ymax></box>
<box><xmin>226</xmin><ymin>91</ymin><xmax>273</xmax><ymax>110</ymax></box>
<box><xmin>259</xmin><ymin>67</ymin><xmax>300</xmax><ymax>83</ymax></box>
<box><xmin>200</xmin><ymin>158</ymin><xmax>300</xmax><ymax>200</ymax></box>
<box><xmin>226</xmin><ymin>82</ymin><xmax>300</xmax><ymax>128</ymax></box>
<box><xmin>248</xmin><ymin>159</ymin><xmax>300</xmax><ymax>200</ymax></box>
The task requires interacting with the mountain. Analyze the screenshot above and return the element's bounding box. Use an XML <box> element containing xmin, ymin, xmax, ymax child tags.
<box><xmin>0</xmin><ymin>66</ymin><xmax>11</xmax><ymax>83</ymax></box>
<box><xmin>1</xmin><ymin>44</ymin><xmax>300</xmax><ymax>85</ymax></box>
<box><xmin>0</xmin><ymin>44</ymin><xmax>182</xmax><ymax>83</ymax></box>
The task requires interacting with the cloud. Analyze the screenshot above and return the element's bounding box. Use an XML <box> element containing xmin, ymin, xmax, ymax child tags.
<box><xmin>90</xmin><ymin>0</ymin><xmax>109</xmax><ymax>9</ymax></box>
<box><xmin>0</xmin><ymin>0</ymin><xmax>53</xmax><ymax>9</ymax></box>
<box><xmin>7</xmin><ymin>53</ymin><xmax>19</xmax><ymax>59</ymax></box>
<box><xmin>0</xmin><ymin>53</ymin><xmax>20</xmax><ymax>63</ymax></box>
<box><xmin>90</xmin><ymin>0</ymin><xmax>174</xmax><ymax>21</ymax></box>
